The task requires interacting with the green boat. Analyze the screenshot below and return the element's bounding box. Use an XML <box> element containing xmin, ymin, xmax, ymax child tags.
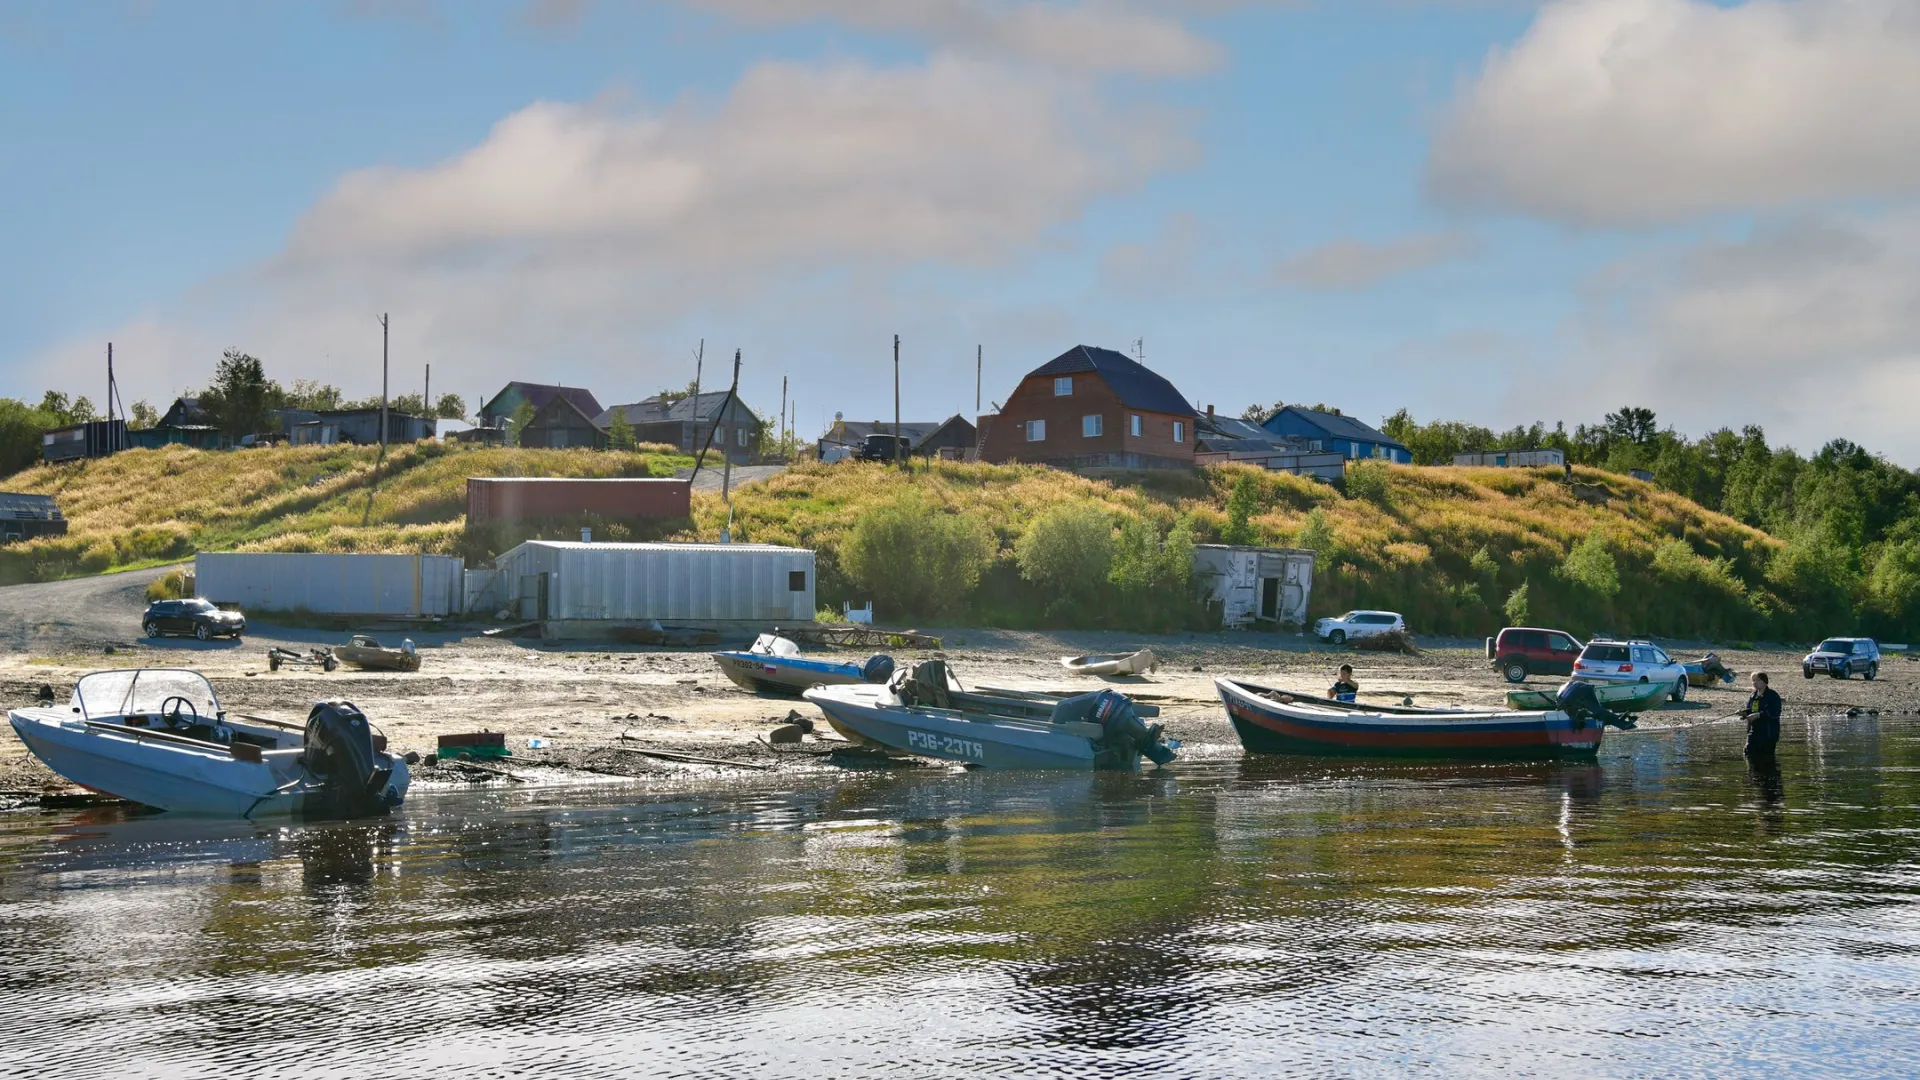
<box><xmin>1506</xmin><ymin>680</ymin><xmax>1671</xmax><ymax>714</ymax></box>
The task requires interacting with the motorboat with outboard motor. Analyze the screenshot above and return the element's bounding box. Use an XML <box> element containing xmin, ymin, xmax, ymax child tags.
<box><xmin>714</xmin><ymin>633</ymin><xmax>895</xmax><ymax>697</ymax></box>
<box><xmin>1060</xmin><ymin>649</ymin><xmax>1157</xmax><ymax>677</ymax></box>
<box><xmin>1217</xmin><ymin>677</ymin><xmax>1625</xmax><ymax>760</ymax></box>
<box><xmin>804</xmin><ymin>659</ymin><xmax>1178</xmax><ymax>771</ymax></box>
<box><xmin>333</xmin><ymin>635</ymin><xmax>421</xmax><ymax>672</ymax></box>
<box><xmin>6</xmin><ymin>668</ymin><xmax>410</xmax><ymax>818</ymax></box>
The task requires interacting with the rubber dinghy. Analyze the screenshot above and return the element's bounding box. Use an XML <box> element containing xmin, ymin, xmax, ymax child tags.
<box><xmin>715</xmin><ymin>634</ymin><xmax>896</xmax><ymax>697</ymax></box>
<box><xmin>805</xmin><ymin>660</ymin><xmax>1178</xmax><ymax>771</ymax></box>
<box><xmin>7</xmin><ymin>668</ymin><xmax>410</xmax><ymax>818</ymax></box>
<box><xmin>1216</xmin><ymin>677</ymin><xmax>1611</xmax><ymax>760</ymax></box>
<box><xmin>1060</xmin><ymin>649</ymin><xmax>1157</xmax><ymax>677</ymax></box>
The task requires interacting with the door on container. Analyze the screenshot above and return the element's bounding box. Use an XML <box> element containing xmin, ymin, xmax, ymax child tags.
<box><xmin>1259</xmin><ymin>577</ymin><xmax>1280</xmax><ymax>621</ymax></box>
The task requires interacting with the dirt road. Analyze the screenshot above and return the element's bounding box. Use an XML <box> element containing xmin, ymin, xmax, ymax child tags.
<box><xmin>2</xmin><ymin>566</ymin><xmax>1913</xmax><ymax>797</ymax></box>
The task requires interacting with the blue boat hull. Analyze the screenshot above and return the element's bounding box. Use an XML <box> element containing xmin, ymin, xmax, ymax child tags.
<box><xmin>804</xmin><ymin>686</ymin><xmax>1105</xmax><ymax>770</ymax></box>
<box><xmin>715</xmin><ymin>652</ymin><xmax>871</xmax><ymax>697</ymax></box>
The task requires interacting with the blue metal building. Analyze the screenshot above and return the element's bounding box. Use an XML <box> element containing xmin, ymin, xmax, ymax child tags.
<box><xmin>1257</xmin><ymin>406</ymin><xmax>1411</xmax><ymax>463</ymax></box>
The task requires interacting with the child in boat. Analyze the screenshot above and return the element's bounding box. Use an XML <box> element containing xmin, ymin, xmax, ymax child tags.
<box><xmin>1327</xmin><ymin>665</ymin><xmax>1359</xmax><ymax>702</ymax></box>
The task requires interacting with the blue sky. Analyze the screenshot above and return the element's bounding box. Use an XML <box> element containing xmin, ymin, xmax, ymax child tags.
<box><xmin>6</xmin><ymin>0</ymin><xmax>1920</xmax><ymax>461</ymax></box>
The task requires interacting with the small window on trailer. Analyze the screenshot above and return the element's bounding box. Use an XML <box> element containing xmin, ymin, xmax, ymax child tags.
<box><xmin>789</xmin><ymin>570</ymin><xmax>807</xmax><ymax>592</ymax></box>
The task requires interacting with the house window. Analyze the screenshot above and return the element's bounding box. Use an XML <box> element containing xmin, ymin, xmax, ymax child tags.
<box><xmin>737</xmin><ymin>427</ymin><xmax>749</xmax><ymax>447</ymax></box>
<box><xmin>1173</xmin><ymin>421</ymin><xmax>1184</xmax><ymax>444</ymax></box>
<box><xmin>1053</xmin><ymin>376</ymin><xmax>1073</xmax><ymax>396</ymax></box>
<box><xmin>1129</xmin><ymin>414</ymin><xmax>1142</xmax><ymax>437</ymax></box>
<box><xmin>1082</xmin><ymin>415</ymin><xmax>1102</xmax><ymax>438</ymax></box>
<box><xmin>789</xmin><ymin>570</ymin><xmax>807</xmax><ymax>592</ymax></box>
<box><xmin>1025</xmin><ymin>419</ymin><xmax>1046</xmax><ymax>442</ymax></box>
<box><xmin>715</xmin><ymin>426</ymin><xmax>726</xmax><ymax>446</ymax></box>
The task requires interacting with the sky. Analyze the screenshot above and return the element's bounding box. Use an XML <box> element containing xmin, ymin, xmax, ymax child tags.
<box><xmin>5</xmin><ymin>0</ymin><xmax>1920</xmax><ymax>461</ymax></box>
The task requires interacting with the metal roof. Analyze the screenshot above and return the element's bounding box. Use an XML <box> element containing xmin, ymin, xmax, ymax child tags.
<box><xmin>599</xmin><ymin>391</ymin><xmax>750</xmax><ymax>427</ymax></box>
<box><xmin>1265</xmin><ymin>406</ymin><xmax>1408</xmax><ymax>451</ymax></box>
<box><xmin>0</xmin><ymin>492</ymin><xmax>62</xmax><ymax>519</ymax></box>
<box><xmin>489</xmin><ymin>382</ymin><xmax>605</xmax><ymax>419</ymax></box>
<box><xmin>510</xmin><ymin>541</ymin><xmax>811</xmax><ymax>554</ymax></box>
<box><xmin>1028</xmin><ymin>346</ymin><xmax>1196</xmax><ymax>417</ymax></box>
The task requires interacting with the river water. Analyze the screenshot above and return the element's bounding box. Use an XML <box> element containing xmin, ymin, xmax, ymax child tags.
<box><xmin>3</xmin><ymin>714</ymin><xmax>1918</xmax><ymax>1079</ymax></box>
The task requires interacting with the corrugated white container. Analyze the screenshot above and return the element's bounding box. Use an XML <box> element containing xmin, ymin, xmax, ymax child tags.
<box><xmin>196</xmin><ymin>553</ymin><xmax>465</xmax><ymax>617</ymax></box>
<box><xmin>494</xmin><ymin>541</ymin><xmax>815</xmax><ymax>622</ymax></box>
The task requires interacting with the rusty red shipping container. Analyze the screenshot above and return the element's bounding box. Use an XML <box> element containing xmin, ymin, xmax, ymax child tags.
<box><xmin>466</xmin><ymin>477</ymin><xmax>693</xmax><ymax>525</ymax></box>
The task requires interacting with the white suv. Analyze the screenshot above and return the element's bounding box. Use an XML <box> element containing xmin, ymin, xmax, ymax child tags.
<box><xmin>1314</xmin><ymin>610</ymin><xmax>1406</xmax><ymax>645</ymax></box>
<box><xmin>1573</xmin><ymin>639</ymin><xmax>1690</xmax><ymax>702</ymax></box>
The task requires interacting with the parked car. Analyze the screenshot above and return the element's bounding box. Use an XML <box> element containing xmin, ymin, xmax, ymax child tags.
<box><xmin>1802</xmin><ymin>638</ymin><xmax>1879</xmax><ymax>681</ymax></box>
<box><xmin>859</xmin><ymin>433</ymin><xmax>909</xmax><ymax>462</ymax></box>
<box><xmin>1572</xmin><ymin>638</ymin><xmax>1689</xmax><ymax>702</ymax></box>
<box><xmin>142</xmin><ymin>598</ymin><xmax>246</xmax><ymax>641</ymax></box>
<box><xmin>1313</xmin><ymin>610</ymin><xmax>1406</xmax><ymax>645</ymax></box>
<box><xmin>1487</xmin><ymin>627</ymin><xmax>1584</xmax><ymax>684</ymax></box>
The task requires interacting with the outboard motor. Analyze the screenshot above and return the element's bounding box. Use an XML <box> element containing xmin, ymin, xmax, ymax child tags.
<box><xmin>861</xmin><ymin>654</ymin><xmax>897</xmax><ymax>684</ymax></box>
<box><xmin>1053</xmin><ymin>689</ymin><xmax>1178</xmax><ymax>769</ymax></box>
<box><xmin>304</xmin><ymin>700</ymin><xmax>396</xmax><ymax>816</ymax></box>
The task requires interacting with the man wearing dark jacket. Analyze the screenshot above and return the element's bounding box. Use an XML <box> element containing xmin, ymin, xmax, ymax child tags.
<box><xmin>1740</xmin><ymin>672</ymin><xmax>1783</xmax><ymax>758</ymax></box>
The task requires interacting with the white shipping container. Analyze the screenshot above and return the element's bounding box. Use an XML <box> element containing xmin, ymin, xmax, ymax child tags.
<box><xmin>1193</xmin><ymin>545</ymin><xmax>1314</xmax><ymax>629</ymax></box>
<box><xmin>494</xmin><ymin>541</ymin><xmax>815</xmax><ymax>623</ymax></box>
<box><xmin>196</xmin><ymin>553</ymin><xmax>465</xmax><ymax>617</ymax></box>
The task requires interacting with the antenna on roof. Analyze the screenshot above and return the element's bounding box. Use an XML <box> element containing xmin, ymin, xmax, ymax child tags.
<box><xmin>1133</xmin><ymin>338</ymin><xmax>1145</xmax><ymax>363</ymax></box>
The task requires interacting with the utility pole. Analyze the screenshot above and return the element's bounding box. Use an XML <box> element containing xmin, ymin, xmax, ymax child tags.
<box><xmin>893</xmin><ymin>334</ymin><xmax>902</xmax><ymax>470</ymax></box>
<box><xmin>976</xmin><ymin>344</ymin><xmax>981</xmax><ymax>413</ymax></box>
<box><xmin>378</xmin><ymin>313</ymin><xmax>390</xmax><ymax>462</ymax></box>
<box><xmin>779</xmin><ymin>375</ymin><xmax>788</xmax><ymax>459</ymax></box>
<box><xmin>721</xmin><ymin>349</ymin><xmax>741</xmax><ymax>504</ymax></box>
<box><xmin>424</xmin><ymin>363</ymin><xmax>431</xmax><ymax>420</ymax></box>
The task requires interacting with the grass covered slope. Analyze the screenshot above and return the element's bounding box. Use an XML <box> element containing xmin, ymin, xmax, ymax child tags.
<box><xmin>0</xmin><ymin>440</ymin><xmax>694</xmax><ymax>583</ymax></box>
<box><xmin>698</xmin><ymin>460</ymin><xmax>1812</xmax><ymax>639</ymax></box>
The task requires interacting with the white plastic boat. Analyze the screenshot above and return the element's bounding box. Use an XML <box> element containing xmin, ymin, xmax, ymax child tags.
<box><xmin>1060</xmin><ymin>649</ymin><xmax>1157</xmax><ymax>677</ymax></box>
<box><xmin>7</xmin><ymin>668</ymin><xmax>410</xmax><ymax>818</ymax></box>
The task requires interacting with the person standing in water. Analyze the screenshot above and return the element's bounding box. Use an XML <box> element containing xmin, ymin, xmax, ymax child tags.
<box><xmin>1327</xmin><ymin>664</ymin><xmax>1359</xmax><ymax>702</ymax></box>
<box><xmin>1739</xmin><ymin>671</ymin><xmax>1782</xmax><ymax>758</ymax></box>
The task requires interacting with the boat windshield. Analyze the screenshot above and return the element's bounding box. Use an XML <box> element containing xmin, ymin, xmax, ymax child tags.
<box><xmin>73</xmin><ymin>670</ymin><xmax>221</xmax><ymax>721</ymax></box>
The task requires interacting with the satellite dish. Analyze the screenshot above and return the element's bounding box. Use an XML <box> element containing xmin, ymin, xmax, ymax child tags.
<box><xmin>834</xmin><ymin>411</ymin><xmax>843</xmax><ymax>422</ymax></box>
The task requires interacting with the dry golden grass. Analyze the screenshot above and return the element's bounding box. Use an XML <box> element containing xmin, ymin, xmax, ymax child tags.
<box><xmin>0</xmin><ymin>440</ymin><xmax>693</xmax><ymax>582</ymax></box>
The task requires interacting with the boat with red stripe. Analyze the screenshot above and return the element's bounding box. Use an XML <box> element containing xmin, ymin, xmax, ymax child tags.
<box><xmin>1215</xmin><ymin>677</ymin><xmax>1608</xmax><ymax>760</ymax></box>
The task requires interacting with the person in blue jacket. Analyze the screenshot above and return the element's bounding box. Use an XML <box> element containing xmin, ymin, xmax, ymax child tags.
<box><xmin>1327</xmin><ymin>665</ymin><xmax>1359</xmax><ymax>702</ymax></box>
<box><xmin>1739</xmin><ymin>671</ymin><xmax>1782</xmax><ymax>758</ymax></box>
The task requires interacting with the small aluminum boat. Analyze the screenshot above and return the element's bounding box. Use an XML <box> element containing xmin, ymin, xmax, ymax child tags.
<box><xmin>1505</xmin><ymin>680</ymin><xmax>1669</xmax><ymax>714</ymax></box>
<box><xmin>1060</xmin><ymin>649</ymin><xmax>1157</xmax><ymax>677</ymax></box>
<box><xmin>333</xmin><ymin>635</ymin><xmax>421</xmax><ymax>672</ymax></box>
<box><xmin>714</xmin><ymin>634</ymin><xmax>895</xmax><ymax>697</ymax></box>
<box><xmin>1218</xmin><ymin>677</ymin><xmax>1608</xmax><ymax>760</ymax></box>
<box><xmin>805</xmin><ymin>660</ymin><xmax>1177</xmax><ymax>771</ymax></box>
<box><xmin>7</xmin><ymin>668</ymin><xmax>410</xmax><ymax>818</ymax></box>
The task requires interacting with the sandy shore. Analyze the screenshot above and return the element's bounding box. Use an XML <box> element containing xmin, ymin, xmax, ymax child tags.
<box><xmin>4</xmin><ymin>622</ymin><xmax>1913</xmax><ymax>802</ymax></box>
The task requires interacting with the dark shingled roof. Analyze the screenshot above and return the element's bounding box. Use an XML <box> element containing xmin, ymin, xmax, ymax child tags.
<box><xmin>1264</xmin><ymin>406</ymin><xmax>1408</xmax><ymax>452</ymax></box>
<box><xmin>491</xmin><ymin>382</ymin><xmax>604</xmax><ymax>420</ymax></box>
<box><xmin>1029</xmin><ymin>346</ymin><xmax>1196</xmax><ymax>418</ymax></box>
<box><xmin>597</xmin><ymin>391</ymin><xmax>749</xmax><ymax>427</ymax></box>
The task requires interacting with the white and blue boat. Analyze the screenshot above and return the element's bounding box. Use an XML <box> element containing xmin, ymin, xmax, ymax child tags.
<box><xmin>805</xmin><ymin>661</ymin><xmax>1177</xmax><ymax>771</ymax></box>
<box><xmin>715</xmin><ymin>634</ymin><xmax>895</xmax><ymax>697</ymax></box>
<box><xmin>7</xmin><ymin>668</ymin><xmax>410</xmax><ymax>818</ymax></box>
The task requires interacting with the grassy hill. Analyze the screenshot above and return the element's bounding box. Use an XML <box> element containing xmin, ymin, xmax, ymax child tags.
<box><xmin>1</xmin><ymin>444</ymin><xmax>1833</xmax><ymax>639</ymax></box>
<box><xmin>0</xmin><ymin>440</ymin><xmax>695</xmax><ymax>584</ymax></box>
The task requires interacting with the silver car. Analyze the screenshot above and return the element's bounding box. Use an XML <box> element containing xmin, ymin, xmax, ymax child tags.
<box><xmin>1572</xmin><ymin>639</ymin><xmax>1690</xmax><ymax>702</ymax></box>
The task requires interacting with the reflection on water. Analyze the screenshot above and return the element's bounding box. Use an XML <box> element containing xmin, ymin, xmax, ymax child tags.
<box><xmin>4</xmin><ymin>715</ymin><xmax>1920</xmax><ymax>1078</ymax></box>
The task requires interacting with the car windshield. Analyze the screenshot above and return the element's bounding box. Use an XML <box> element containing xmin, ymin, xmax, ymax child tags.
<box><xmin>1816</xmin><ymin>639</ymin><xmax>1853</xmax><ymax>654</ymax></box>
<box><xmin>181</xmin><ymin>599</ymin><xmax>216</xmax><ymax>613</ymax></box>
<box><xmin>73</xmin><ymin>669</ymin><xmax>221</xmax><ymax>721</ymax></box>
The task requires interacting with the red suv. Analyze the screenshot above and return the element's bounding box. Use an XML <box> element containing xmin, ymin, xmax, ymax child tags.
<box><xmin>1487</xmin><ymin>627</ymin><xmax>1584</xmax><ymax>683</ymax></box>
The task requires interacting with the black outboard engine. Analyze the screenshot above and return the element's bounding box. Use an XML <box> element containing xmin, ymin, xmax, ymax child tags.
<box><xmin>304</xmin><ymin>700</ymin><xmax>395</xmax><ymax>817</ymax></box>
<box><xmin>1053</xmin><ymin>689</ymin><xmax>1178</xmax><ymax>769</ymax></box>
<box><xmin>862</xmin><ymin>654</ymin><xmax>897</xmax><ymax>684</ymax></box>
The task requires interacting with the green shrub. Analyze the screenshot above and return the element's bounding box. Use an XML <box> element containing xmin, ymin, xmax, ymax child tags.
<box><xmin>1110</xmin><ymin>513</ymin><xmax>1202</xmax><ymax>631</ymax></box>
<box><xmin>840</xmin><ymin>493</ymin><xmax>996</xmax><ymax>620</ymax></box>
<box><xmin>1558</xmin><ymin>531</ymin><xmax>1620</xmax><ymax>600</ymax></box>
<box><xmin>1295</xmin><ymin>507</ymin><xmax>1335</xmax><ymax>555</ymax></box>
<box><xmin>146</xmin><ymin>569</ymin><xmax>189</xmax><ymax>602</ymax></box>
<box><xmin>1221</xmin><ymin>473</ymin><xmax>1262</xmax><ymax>546</ymax></box>
<box><xmin>1014</xmin><ymin>503</ymin><xmax>1114</xmax><ymax>618</ymax></box>
<box><xmin>1344</xmin><ymin>462</ymin><xmax>1392</xmax><ymax>507</ymax></box>
<box><xmin>1504</xmin><ymin>581</ymin><xmax>1531</xmax><ymax>626</ymax></box>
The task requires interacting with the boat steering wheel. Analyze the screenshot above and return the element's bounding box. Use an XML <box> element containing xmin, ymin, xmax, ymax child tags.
<box><xmin>159</xmin><ymin>696</ymin><xmax>201</xmax><ymax>728</ymax></box>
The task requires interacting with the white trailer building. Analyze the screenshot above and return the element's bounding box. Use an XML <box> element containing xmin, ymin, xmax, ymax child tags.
<box><xmin>196</xmin><ymin>553</ymin><xmax>465</xmax><ymax>617</ymax></box>
<box><xmin>490</xmin><ymin>541</ymin><xmax>816</xmax><ymax>629</ymax></box>
<box><xmin>1192</xmin><ymin>545</ymin><xmax>1315</xmax><ymax>629</ymax></box>
<box><xmin>1451</xmin><ymin>449</ymin><xmax>1566</xmax><ymax>468</ymax></box>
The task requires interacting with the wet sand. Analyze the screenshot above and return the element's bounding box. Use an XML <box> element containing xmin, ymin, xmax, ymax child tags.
<box><xmin>3</xmin><ymin>625</ymin><xmax>1912</xmax><ymax>799</ymax></box>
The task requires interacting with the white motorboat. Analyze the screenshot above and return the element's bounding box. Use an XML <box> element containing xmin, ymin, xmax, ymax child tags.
<box><xmin>7</xmin><ymin>668</ymin><xmax>410</xmax><ymax>818</ymax></box>
<box><xmin>1060</xmin><ymin>648</ymin><xmax>1157</xmax><ymax>677</ymax></box>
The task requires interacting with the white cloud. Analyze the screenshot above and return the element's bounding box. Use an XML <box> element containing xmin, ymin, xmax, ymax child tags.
<box><xmin>1273</xmin><ymin>231</ymin><xmax>1476</xmax><ymax>289</ymax></box>
<box><xmin>29</xmin><ymin>55</ymin><xmax>1193</xmax><ymax>409</ymax></box>
<box><xmin>1429</xmin><ymin>0</ymin><xmax>1920</xmax><ymax>225</ymax></box>
<box><xmin>1561</xmin><ymin>213</ymin><xmax>1920</xmax><ymax>459</ymax></box>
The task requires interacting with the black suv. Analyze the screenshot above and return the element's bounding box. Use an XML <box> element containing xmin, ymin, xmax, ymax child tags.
<box><xmin>143</xmin><ymin>598</ymin><xmax>246</xmax><ymax>641</ymax></box>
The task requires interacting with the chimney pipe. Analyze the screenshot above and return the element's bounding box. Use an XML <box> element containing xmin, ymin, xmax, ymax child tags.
<box><xmin>1207</xmin><ymin>404</ymin><xmax>1215</xmax><ymax>421</ymax></box>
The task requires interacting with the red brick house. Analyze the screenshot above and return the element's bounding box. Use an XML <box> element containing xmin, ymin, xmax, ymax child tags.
<box><xmin>978</xmin><ymin>345</ymin><xmax>1199</xmax><ymax>471</ymax></box>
